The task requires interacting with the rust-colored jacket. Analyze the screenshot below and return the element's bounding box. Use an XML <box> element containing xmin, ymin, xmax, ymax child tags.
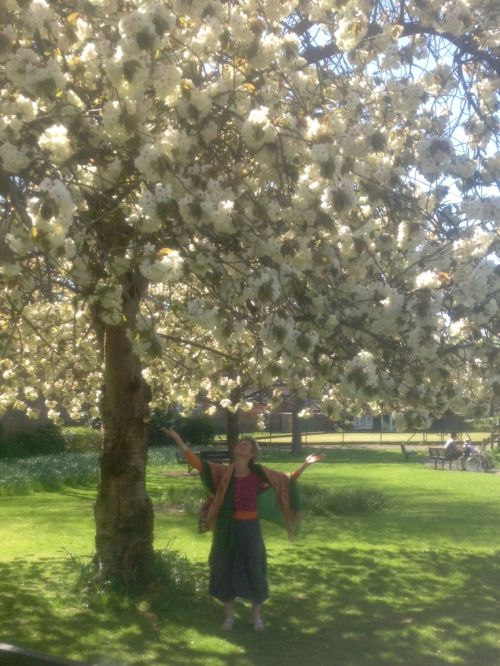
<box><xmin>204</xmin><ymin>461</ymin><xmax>301</xmax><ymax>538</ymax></box>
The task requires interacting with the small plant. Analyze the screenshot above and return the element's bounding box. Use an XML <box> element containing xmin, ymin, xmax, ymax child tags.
<box><xmin>301</xmin><ymin>484</ymin><xmax>386</xmax><ymax>515</ymax></box>
<box><xmin>61</xmin><ymin>426</ymin><xmax>101</xmax><ymax>453</ymax></box>
<box><xmin>481</xmin><ymin>449</ymin><xmax>497</xmax><ymax>469</ymax></box>
<box><xmin>155</xmin><ymin>485</ymin><xmax>206</xmax><ymax>515</ymax></box>
<box><xmin>149</xmin><ymin>546</ymin><xmax>203</xmax><ymax>596</ymax></box>
<box><xmin>147</xmin><ymin>447</ymin><xmax>178</xmax><ymax>466</ymax></box>
<box><xmin>0</xmin><ymin>453</ymin><xmax>98</xmax><ymax>495</ymax></box>
<box><xmin>72</xmin><ymin>545</ymin><xmax>202</xmax><ymax>607</ymax></box>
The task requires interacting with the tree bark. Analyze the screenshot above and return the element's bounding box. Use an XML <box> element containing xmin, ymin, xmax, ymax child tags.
<box><xmin>93</xmin><ymin>322</ymin><xmax>154</xmax><ymax>587</ymax></box>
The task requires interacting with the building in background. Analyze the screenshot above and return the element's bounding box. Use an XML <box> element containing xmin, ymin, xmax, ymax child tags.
<box><xmin>353</xmin><ymin>414</ymin><xmax>395</xmax><ymax>432</ymax></box>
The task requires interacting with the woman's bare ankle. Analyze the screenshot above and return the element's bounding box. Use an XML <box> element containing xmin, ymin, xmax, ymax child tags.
<box><xmin>222</xmin><ymin>616</ymin><xmax>235</xmax><ymax>630</ymax></box>
<box><xmin>222</xmin><ymin>600</ymin><xmax>235</xmax><ymax>630</ymax></box>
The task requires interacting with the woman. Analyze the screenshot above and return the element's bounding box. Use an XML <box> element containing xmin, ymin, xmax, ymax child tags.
<box><xmin>163</xmin><ymin>427</ymin><xmax>324</xmax><ymax>631</ymax></box>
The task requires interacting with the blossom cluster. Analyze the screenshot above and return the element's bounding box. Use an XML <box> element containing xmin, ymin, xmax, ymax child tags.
<box><xmin>27</xmin><ymin>179</ymin><xmax>76</xmax><ymax>249</ymax></box>
<box><xmin>0</xmin><ymin>0</ymin><xmax>498</xmax><ymax>425</ymax></box>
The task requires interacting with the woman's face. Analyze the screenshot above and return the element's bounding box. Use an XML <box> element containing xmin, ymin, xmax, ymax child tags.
<box><xmin>234</xmin><ymin>439</ymin><xmax>255</xmax><ymax>460</ymax></box>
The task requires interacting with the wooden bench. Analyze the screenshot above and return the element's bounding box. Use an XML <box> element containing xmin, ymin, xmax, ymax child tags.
<box><xmin>199</xmin><ymin>449</ymin><xmax>231</xmax><ymax>465</ymax></box>
<box><xmin>428</xmin><ymin>446</ymin><xmax>457</xmax><ymax>470</ymax></box>
<box><xmin>176</xmin><ymin>449</ymin><xmax>230</xmax><ymax>471</ymax></box>
<box><xmin>175</xmin><ymin>450</ymin><xmax>190</xmax><ymax>469</ymax></box>
<box><xmin>400</xmin><ymin>443</ymin><xmax>417</xmax><ymax>461</ymax></box>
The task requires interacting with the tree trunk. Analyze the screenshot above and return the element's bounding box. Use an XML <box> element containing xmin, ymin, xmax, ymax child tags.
<box><xmin>226</xmin><ymin>408</ymin><xmax>240</xmax><ymax>456</ymax></box>
<box><xmin>93</xmin><ymin>323</ymin><xmax>154</xmax><ymax>587</ymax></box>
<box><xmin>291</xmin><ymin>407</ymin><xmax>303</xmax><ymax>454</ymax></box>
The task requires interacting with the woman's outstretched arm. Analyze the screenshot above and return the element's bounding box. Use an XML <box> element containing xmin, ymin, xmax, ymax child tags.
<box><xmin>161</xmin><ymin>427</ymin><xmax>202</xmax><ymax>472</ymax></box>
<box><xmin>291</xmin><ymin>453</ymin><xmax>326</xmax><ymax>480</ymax></box>
<box><xmin>161</xmin><ymin>427</ymin><xmax>187</xmax><ymax>450</ymax></box>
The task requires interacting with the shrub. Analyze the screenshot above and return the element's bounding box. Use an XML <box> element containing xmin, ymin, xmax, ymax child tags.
<box><xmin>147</xmin><ymin>447</ymin><xmax>177</xmax><ymax>466</ymax></box>
<box><xmin>153</xmin><ymin>479</ymin><xmax>386</xmax><ymax>520</ymax></box>
<box><xmin>155</xmin><ymin>485</ymin><xmax>206</xmax><ymax>515</ymax></box>
<box><xmin>0</xmin><ymin>424</ymin><xmax>102</xmax><ymax>459</ymax></box>
<box><xmin>73</xmin><ymin>545</ymin><xmax>202</xmax><ymax>604</ymax></box>
<box><xmin>176</xmin><ymin>414</ymin><xmax>216</xmax><ymax>447</ymax></box>
<box><xmin>149</xmin><ymin>547</ymin><xmax>203</xmax><ymax>596</ymax></box>
<box><xmin>149</xmin><ymin>409</ymin><xmax>215</xmax><ymax>447</ymax></box>
<box><xmin>61</xmin><ymin>426</ymin><xmax>101</xmax><ymax>453</ymax></box>
<box><xmin>0</xmin><ymin>453</ymin><xmax>98</xmax><ymax>496</ymax></box>
<box><xmin>481</xmin><ymin>449</ymin><xmax>498</xmax><ymax>469</ymax></box>
<box><xmin>301</xmin><ymin>484</ymin><xmax>386</xmax><ymax>515</ymax></box>
<box><xmin>464</xmin><ymin>416</ymin><xmax>500</xmax><ymax>432</ymax></box>
<box><xmin>148</xmin><ymin>408</ymin><xmax>177</xmax><ymax>444</ymax></box>
<box><xmin>0</xmin><ymin>423</ymin><xmax>66</xmax><ymax>459</ymax></box>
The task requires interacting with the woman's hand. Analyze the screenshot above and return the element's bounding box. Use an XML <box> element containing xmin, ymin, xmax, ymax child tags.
<box><xmin>291</xmin><ymin>453</ymin><xmax>326</xmax><ymax>480</ymax></box>
<box><xmin>304</xmin><ymin>453</ymin><xmax>326</xmax><ymax>465</ymax></box>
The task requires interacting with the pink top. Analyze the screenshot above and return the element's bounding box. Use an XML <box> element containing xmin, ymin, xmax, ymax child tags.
<box><xmin>184</xmin><ymin>450</ymin><xmax>298</xmax><ymax>521</ymax></box>
<box><xmin>233</xmin><ymin>473</ymin><xmax>262</xmax><ymax>513</ymax></box>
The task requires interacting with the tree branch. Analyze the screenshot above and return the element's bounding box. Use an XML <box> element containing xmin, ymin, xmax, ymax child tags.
<box><xmin>399</xmin><ymin>22</ymin><xmax>500</xmax><ymax>75</ymax></box>
<box><xmin>299</xmin><ymin>18</ymin><xmax>500</xmax><ymax>75</ymax></box>
<box><xmin>159</xmin><ymin>332</ymin><xmax>241</xmax><ymax>362</ymax></box>
<box><xmin>0</xmin><ymin>173</ymin><xmax>32</xmax><ymax>238</ymax></box>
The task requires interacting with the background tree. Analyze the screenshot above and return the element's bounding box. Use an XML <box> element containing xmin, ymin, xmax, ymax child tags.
<box><xmin>0</xmin><ymin>0</ymin><xmax>498</xmax><ymax>586</ymax></box>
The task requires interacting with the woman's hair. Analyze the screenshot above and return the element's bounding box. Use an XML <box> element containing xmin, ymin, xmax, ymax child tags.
<box><xmin>240</xmin><ymin>437</ymin><xmax>261</xmax><ymax>461</ymax></box>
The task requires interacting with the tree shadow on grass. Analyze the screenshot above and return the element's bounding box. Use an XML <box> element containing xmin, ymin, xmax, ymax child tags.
<box><xmin>228</xmin><ymin>546</ymin><xmax>500</xmax><ymax>666</ymax></box>
<box><xmin>0</xmin><ymin>557</ymin><xmax>238</xmax><ymax>666</ymax></box>
<box><xmin>305</xmin><ymin>500</ymin><xmax>500</xmax><ymax>554</ymax></box>
<box><xmin>1</xmin><ymin>549</ymin><xmax>499</xmax><ymax>666</ymax></box>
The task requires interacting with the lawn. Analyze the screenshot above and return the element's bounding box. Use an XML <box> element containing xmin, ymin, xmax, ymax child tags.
<box><xmin>1</xmin><ymin>448</ymin><xmax>499</xmax><ymax>666</ymax></box>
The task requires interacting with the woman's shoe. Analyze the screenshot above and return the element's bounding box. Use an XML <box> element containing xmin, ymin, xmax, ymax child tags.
<box><xmin>222</xmin><ymin>616</ymin><xmax>235</xmax><ymax>630</ymax></box>
<box><xmin>254</xmin><ymin>618</ymin><xmax>265</xmax><ymax>632</ymax></box>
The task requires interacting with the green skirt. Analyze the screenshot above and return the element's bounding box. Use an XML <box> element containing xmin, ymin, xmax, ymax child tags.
<box><xmin>208</xmin><ymin>518</ymin><xmax>268</xmax><ymax>604</ymax></box>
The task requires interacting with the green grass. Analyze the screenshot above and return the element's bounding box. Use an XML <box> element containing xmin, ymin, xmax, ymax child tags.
<box><xmin>0</xmin><ymin>448</ymin><xmax>500</xmax><ymax>665</ymax></box>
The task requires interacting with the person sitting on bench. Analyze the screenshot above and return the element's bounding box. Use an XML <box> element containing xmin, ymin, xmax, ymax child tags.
<box><xmin>444</xmin><ymin>432</ymin><xmax>462</xmax><ymax>460</ymax></box>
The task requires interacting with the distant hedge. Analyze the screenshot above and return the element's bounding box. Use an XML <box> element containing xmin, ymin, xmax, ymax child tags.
<box><xmin>0</xmin><ymin>424</ymin><xmax>101</xmax><ymax>459</ymax></box>
<box><xmin>0</xmin><ymin>424</ymin><xmax>66</xmax><ymax>459</ymax></box>
<box><xmin>0</xmin><ymin>410</ymin><xmax>218</xmax><ymax>459</ymax></box>
<box><xmin>148</xmin><ymin>409</ymin><xmax>216</xmax><ymax>448</ymax></box>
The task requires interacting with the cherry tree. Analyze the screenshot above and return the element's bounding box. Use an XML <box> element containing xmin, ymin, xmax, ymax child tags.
<box><xmin>1</xmin><ymin>0</ymin><xmax>499</xmax><ymax>585</ymax></box>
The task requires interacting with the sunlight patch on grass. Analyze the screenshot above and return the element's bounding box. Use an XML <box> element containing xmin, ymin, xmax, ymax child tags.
<box><xmin>0</xmin><ymin>449</ymin><xmax>499</xmax><ymax>665</ymax></box>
